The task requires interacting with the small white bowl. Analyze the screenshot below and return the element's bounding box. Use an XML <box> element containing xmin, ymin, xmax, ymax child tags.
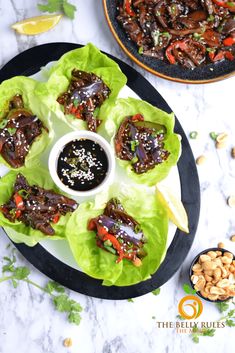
<box><xmin>48</xmin><ymin>131</ymin><xmax>115</xmax><ymax>197</ymax></box>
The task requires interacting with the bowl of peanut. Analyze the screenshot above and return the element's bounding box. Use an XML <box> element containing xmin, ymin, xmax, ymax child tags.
<box><xmin>189</xmin><ymin>248</ymin><xmax>235</xmax><ymax>302</ymax></box>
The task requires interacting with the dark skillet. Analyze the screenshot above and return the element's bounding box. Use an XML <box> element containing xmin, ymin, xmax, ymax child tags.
<box><xmin>103</xmin><ymin>0</ymin><xmax>235</xmax><ymax>84</ymax></box>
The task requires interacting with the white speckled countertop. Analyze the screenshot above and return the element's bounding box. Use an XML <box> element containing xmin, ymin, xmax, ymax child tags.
<box><xmin>0</xmin><ymin>1</ymin><xmax>235</xmax><ymax>352</ymax></box>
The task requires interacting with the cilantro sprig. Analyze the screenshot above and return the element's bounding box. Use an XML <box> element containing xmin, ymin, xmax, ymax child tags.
<box><xmin>37</xmin><ymin>0</ymin><xmax>77</xmax><ymax>19</ymax></box>
<box><xmin>191</xmin><ymin>327</ymin><xmax>216</xmax><ymax>343</ymax></box>
<box><xmin>0</xmin><ymin>254</ymin><xmax>82</xmax><ymax>325</ymax></box>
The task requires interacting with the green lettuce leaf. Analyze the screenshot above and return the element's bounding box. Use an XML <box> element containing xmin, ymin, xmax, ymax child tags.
<box><xmin>0</xmin><ymin>168</ymin><xmax>76</xmax><ymax>246</ymax></box>
<box><xmin>35</xmin><ymin>43</ymin><xmax>127</xmax><ymax>131</ymax></box>
<box><xmin>102</xmin><ymin>97</ymin><xmax>181</xmax><ymax>186</ymax></box>
<box><xmin>0</xmin><ymin>76</ymin><xmax>53</xmax><ymax>169</ymax></box>
<box><xmin>65</xmin><ymin>183</ymin><xmax>168</xmax><ymax>286</ymax></box>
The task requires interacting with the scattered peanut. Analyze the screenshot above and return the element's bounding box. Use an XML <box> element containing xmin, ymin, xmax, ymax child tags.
<box><xmin>191</xmin><ymin>248</ymin><xmax>235</xmax><ymax>301</ymax></box>
<box><xmin>63</xmin><ymin>338</ymin><xmax>73</xmax><ymax>348</ymax></box>
<box><xmin>230</xmin><ymin>235</ymin><xmax>235</xmax><ymax>242</ymax></box>
<box><xmin>231</xmin><ymin>147</ymin><xmax>235</xmax><ymax>159</ymax></box>
<box><xmin>227</xmin><ymin>196</ymin><xmax>235</xmax><ymax>208</ymax></box>
<box><xmin>196</xmin><ymin>155</ymin><xmax>206</xmax><ymax>165</ymax></box>
<box><xmin>218</xmin><ymin>242</ymin><xmax>225</xmax><ymax>249</ymax></box>
<box><xmin>216</xmin><ymin>132</ymin><xmax>228</xmax><ymax>144</ymax></box>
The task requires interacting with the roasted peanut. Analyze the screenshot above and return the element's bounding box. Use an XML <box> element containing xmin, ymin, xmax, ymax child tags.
<box><xmin>207</xmin><ymin>251</ymin><xmax>217</xmax><ymax>259</ymax></box>
<box><xmin>218</xmin><ymin>242</ymin><xmax>225</xmax><ymax>249</ymax></box>
<box><xmin>199</xmin><ymin>254</ymin><xmax>211</xmax><ymax>263</ymax></box>
<box><xmin>202</xmin><ymin>261</ymin><xmax>217</xmax><ymax>271</ymax></box>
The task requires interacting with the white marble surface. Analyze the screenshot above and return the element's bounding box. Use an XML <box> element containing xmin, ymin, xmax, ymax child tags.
<box><xmin>0</xmin><ymin>0</ymin><xmax>235</xmax><ymax>352</ymax></box>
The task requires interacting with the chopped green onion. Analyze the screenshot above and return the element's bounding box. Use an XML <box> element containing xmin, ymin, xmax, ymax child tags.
<box><xmin>206</xmin><ymin>47</ymin><xmax>215</xmax><ymax>53</ymax></box>
<box><xmin>0</xmin><ymin>119</ymin><xmax>8</xmax><ymax>129</ymax></box>
<box><xmin>131</xmin><ymin>156</ymin><xmax>138</xmax><ymax>164</ymax></box>
<box><xmin>207</xmin><ymin>15</ymin><xmax>214</xmax><ymax>22</ymax></box>
<box><xmin>130</xmin><ymin>140</ymin><xmax>139</xmax><ymax>152</ymax></box>
<box><xmin>189</xmin><ymin>131</ymin><xmax>198</xmax><ymax>139</ymax></box>
<box><xmin>193</xmin><ymin>33</ymin><xmax>201</xmax><ymax>40</ymax></box>
<box><xmin>138</xmin><ymin>46</ymin><xmax>143</xmax><ymax>55</ymax></box>
<box><xmin>104</xmin><ymin>240</ymin><xmax>112</xmax><ymax>247</ymax></box>
<box><xmin>93</xmin><ymin>108</ymin><xmax>99</xmax><ymax>118</ymax></box>
<box><xmin>209</xmin><ymin>132</ymin><xmax>218</xmax><ymax>141</ymax></box>
<box><xmin>7</xmin><ymin>127</ymin><xmax>17</xmax><ymax>135</ymax></box>
<box><xmin>104</xmin><ymin>244</ymin><xmax>116</xmax><ymax>255</ymax></box>
<box><xmin>18</xmin><ymin>189</ymin><xmax>29</xmax><ymax>198</ymax></box>
<box><xmin>162</xmin><ymin>32</ymin><xmax>170</xmax><ymax>39</ymax></box>
<box><xmin>73</xmin><ymin>98</ymin><xmax>79</xmax><ymax>107</ymax></box>
<box><xmin>127</xmin><ymin>298</ymin><xmax>134</xmax><ymax>302</ymax></box>
<box><xmin>134</xmin><ymin>224</ymin><xmax>141</xmax><ymax>234</ymax></box>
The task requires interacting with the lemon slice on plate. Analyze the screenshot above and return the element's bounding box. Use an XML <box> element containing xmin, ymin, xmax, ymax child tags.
<box><xmin>12</xmin><ymin>14</ymin><xmax>62</xmax><ymax>35</ymax></box>
<box><xmin>156</xmin><ymin>182</ymin><xmax>189</xmax><ymax>233</ymax></box>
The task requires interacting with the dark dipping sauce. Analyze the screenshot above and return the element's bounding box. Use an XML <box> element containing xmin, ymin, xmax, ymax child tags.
<box><xmin>57</xmin><ymin>139</ymin><xmax>109</xmax><ymax>192</ymax></box>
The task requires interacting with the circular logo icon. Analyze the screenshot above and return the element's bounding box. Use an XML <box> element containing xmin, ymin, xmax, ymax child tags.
<box><xmin>178</xmin><ymin>295</ymin><xmax>203</xmax><ymax>320</ymax></box>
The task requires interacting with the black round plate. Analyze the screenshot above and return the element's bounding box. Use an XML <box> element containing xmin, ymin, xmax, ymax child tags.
<box><xmin>0</xmin><ymin>43</ymin><xmax>200</xmax><ymax>299</ymax></box>
<box><xmin>103</xmin><ymin>0</ymin><xmax>235</xmax><ymax>84</ymax></box>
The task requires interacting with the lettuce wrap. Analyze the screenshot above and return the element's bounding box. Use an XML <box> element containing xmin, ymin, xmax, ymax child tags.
<box><xmin>102</xmin><ymin>97</ymin><xmax>181</xmax><ymax>186</ymax></box>
<box><xmin>0</xmin><ymin>76</ymin><xmax>53</xmax><ymax>169</ymax></box>
<box><xmin>36</xmin><ymin>43</ymin><xmax>127</xmax><ymax>131</ymax></box>
<box><xmin>65</xmin><ymin>184</ymin><xmax>168</xmax><ymax>286</ymax></box>
<box><xmin>0</xmin><ymin>168</ymin><xmax>77</xmax><ymax>246</ymax></box>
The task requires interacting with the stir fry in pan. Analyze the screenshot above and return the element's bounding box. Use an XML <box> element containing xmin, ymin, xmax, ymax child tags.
<box><xmin>117</xmin><ymin>0</ymin><xmax>235</xmax><ymax>68</ymax></box>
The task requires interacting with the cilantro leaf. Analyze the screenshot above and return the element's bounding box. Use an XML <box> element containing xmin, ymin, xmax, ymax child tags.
<box><xmin>11</xmin><ymin>279</ymin><xmax>18</xmax><ymax>288</ymax></box>
<box><xmin>176</xmin><ymin>314</ymin><xmax>185</xmax><ymax>321</ymax></box>
<box><xmin>68</xmin><ymin>311</ymin><xmax>82</xmax><ymax>325</ymax></box>
<box><xmin>192</xmin><ymin>336</ymin><xmax>199</xmax><ymax>343</ymax></box>
<box><xmin>202</xmin><ymin>329</ymin><xmax>216</xmax><ymax>337</ymax></box>
<box><xmin>152</xmin><ymin>288</ymin><xmax>161</xmax><ymax>296</ymax></box>
<box><xmin>226</xmin><ymin>319</ymin><xmax>235</xmax><ymax>327</ymax></box>
<box><xmin>228</xmin><ymin>309</ymin><xmax>235</xmax><ymax>317</ymax></box>
<box><xmin>37</xmin><ymin>0</ymin><xmax>63</xmax><ymax>13</ymax></box>
<box><xmin>45</xmin><ymin>280</ymin><xmax>65</xmax><ymax>294</ymax></box>
<box><xmin>53</xmin><ymin>294</ymin><xmax>72</xmax><ymax>312</ymax></box>
<box><xmin>62</xmin><ymin>0</ymin><xmax>76</xmax><ymax>19</ymax></box>
<box><xmin>183</xmin><ymin>283</ymin><xmax>196</xmax><ymax>294</ymax></box>
<box><xmin>14</xmin><ymin>266</ymin><xmax>30</xmax><ymax>280</ymax></box>
<box><xmin>71</xmin><ymin>301</ymin><xmax>82</xmax><ymax>312</ymax></box>
<box><xmin>216</xmin><ymin>302</ymin><xmax>229</xmax><ymax>313</ymax></box>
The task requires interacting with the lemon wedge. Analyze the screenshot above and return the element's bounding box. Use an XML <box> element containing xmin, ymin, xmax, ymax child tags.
<box><xmin>12</xmin><ymin>14</ymin><xmax>62</xmax><ymax>35</ymax></box>
<box><xmin>156</xmin><ymin>183</ymin><xmax>189</xmax><ymax>233</ymax></box>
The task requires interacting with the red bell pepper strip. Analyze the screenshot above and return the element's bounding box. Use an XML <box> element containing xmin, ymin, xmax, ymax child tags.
<box><xmin>102</xmin><ymin>233</ymin><xmax>124</xmax><ymax>263</ymax></box>
<box><xmin>15</xmin><ymin>209</ymin><xmax>22</xmax><ymax>219</ymax></box>
<box><xmin>52</xmin><ymin>214</ymin><xmax>60</xmax><ymax>224</ymax></box>
<box><xmin>124</xmin><ymin>0</ymin><xmax>135</xmax><ymax>17</ymax></box>
<box><xmin>14</xmin><ymin>192</ymin><xmax>24</xmax><ymax>210</ymax></box>
<box><xmin>223</xmin><ymin>37</ymin><xmax>235</xmax><ymax>46</ymax></box>
<box><xmin>224</xmin><ymin>51</ymin><xmax>235</xmax><ymax>60</ymax></box>
<box><xmin>209</xmin><ymin>50</ymin><xmax>234</xmax><ymax>62</ymax></box>
<box><xmin>212</xmin><ymin>1</ymin><xmax>235</xmax><ymax>9</ymax></box>
<box><xmin>131</xmin><ymin>114</ymin><xmax>144</xmax><ymax>122</ymax></box>
<box><xmin>165</xmin><ymin>40</ymin><xmax>188</xmax><ymax>65</ymax></box>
